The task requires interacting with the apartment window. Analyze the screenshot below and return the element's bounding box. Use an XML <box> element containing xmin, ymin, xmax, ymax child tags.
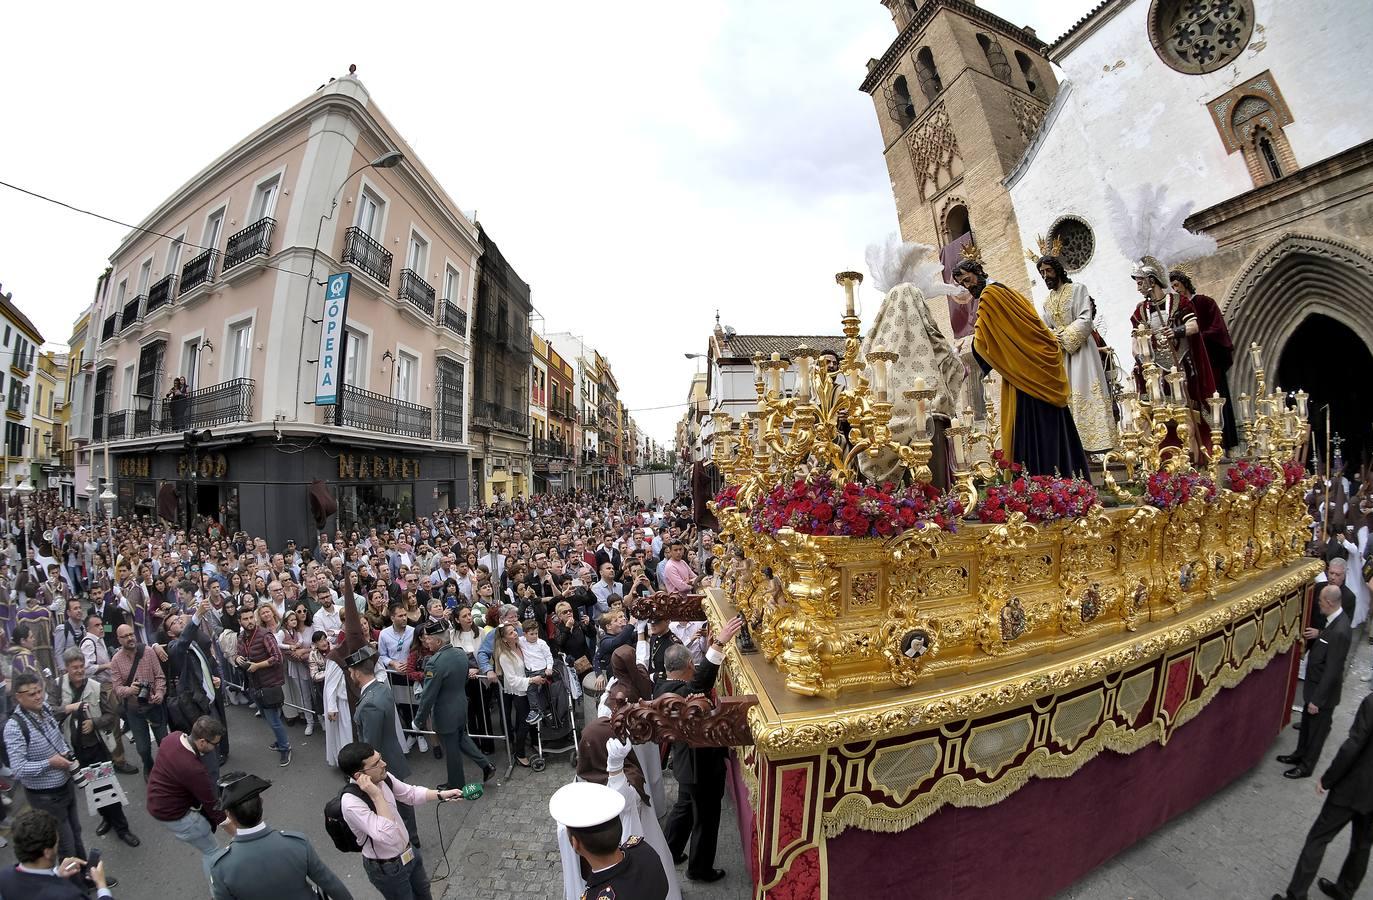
<box><xmin>115</xmin><ymin>279</ymin><xmax>128</xmax><ymax>308</ymax></box>
<box><xmin>121</xmin><ymin>364</ymin><xmax>136</xmax><ymax>408</ymax></box>
<box><xmin>229</xmin><ymin>320</ymin><xmax>253</xmax><ymax>380</ymax></box>
<box><xmin>250</xmin><ymin>175</ymin><xmax>280</xmax><ymax>222</ymax></box>
<box><xmin>35</xmin><ymin>383</ymin><xmax>42</xmax><ymax>412</ymax></box>
<box><xmin>182</xmin><ymin>338</ymin><xmax>202</xmax><ymax>389</ymax></box>
<box><xmin>2</xmin><ymin>326</ymin><xmax>8</xmax><ymax>347</ymax></box>
<box><xmin>406</xmin><ymin>231</ymin><xmax>429</xmax><ymax>275</ymax></box>
<box><xmin>166</xmin><ymin>237</ymin><xmax>184</xmax><ymax>276</ymax></box>
<box><xmin>396</xmin><ymin>351</ymin><xmax>417</xmax><ymax>403</ymax></box>
<box><xmin>203</xmin><ymin>209</ymin><xmax>226</xmax><ymax>251</ymax></box>
<box><xmin>137</xmin><ymin>259</ymin><xmax>153</xmax><ymax>295</ymax></box>
<box><xmin>355</xmin><ymin>188</ymin><xmax>384</xmax><ymax>238</ymax></box>
<box><xmin>343</xmin><ymin>328</ymin><xmax>367</xmax><ymax>389</ymax></box>
<box><xmin>443</xmin><ymin>265</ymin><xmax>461</xmax><ymax>302</ymax></box>
<box><xmin>5</xmin><ymin>422</ymin><xmax>27</xmax><ymax>458</ymax></box>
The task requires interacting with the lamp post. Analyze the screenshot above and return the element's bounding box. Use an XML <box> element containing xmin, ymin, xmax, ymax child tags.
<box><xmin>99</xmin><ymin>483</ymin><xmax>117</xmax><ymax>562</ymax></box>
<box><xmin>293</xmin><ymin>150</ymin><xmax>405</xmax><ymax>416</ymax></box>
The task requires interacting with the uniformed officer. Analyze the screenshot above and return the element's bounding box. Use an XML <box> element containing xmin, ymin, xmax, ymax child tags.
<box><xmin>412</xmin><ymin>619</ymin><xmax>496</xmax><ymax>790</ymax></box>
<box><xmin>208</xmin><ymin>772</ymin><xmax>352</xmax><ymax>900</ymax></box>
<box><xmin>550</xmin><ymin>781</ymin><xmax>669</xmax><ymax>900</ymax></box>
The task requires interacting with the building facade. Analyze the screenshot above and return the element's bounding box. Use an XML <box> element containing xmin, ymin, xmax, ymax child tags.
<box><xmin>544</xmin><ymin>332</ymin><xmax>603</xmax><ymax>492</ymax></box>
<box><xmin>0</xmin><ymin>286</ymin><xmax>44</xmax><ymax>489</ymax></box>
<box><xmin>1001</xmin><ymin>0</ymin><xmax>1373</xmax><ymax>460</ymax></box>
<box><xmin>470</xmin><ymin>225</ymin><xmax>532</xmax><ymax>503</ymax></box>
<box><xmin>32</xmin><ymin>351</ymin><xmax>68</xmax><ymax>496</ymax></box>
<box><xmin>81</xmin><ymin>73</ymin><xmax>477</xmax><ymax>546</ymax></box>
<box><xmin>544</xmin><ymin>338</ymin><xmax>576</xmax><ymax>493</ymax></box>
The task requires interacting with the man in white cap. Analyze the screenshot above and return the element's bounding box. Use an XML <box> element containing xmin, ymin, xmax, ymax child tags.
<box><xmin>550</xmin><ymin>781</ymin><xmax>669</xmax><ymax>900</ymax></box>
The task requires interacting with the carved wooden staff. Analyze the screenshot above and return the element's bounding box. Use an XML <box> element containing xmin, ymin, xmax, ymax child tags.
<box><xmin>610</xmin><ymin>693</ymin><xmax>759</xmax><ymax>748</ymax></box>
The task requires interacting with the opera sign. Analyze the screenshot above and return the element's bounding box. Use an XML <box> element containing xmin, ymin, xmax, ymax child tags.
<box><xmin>315</xmin><ymin>273</ymin><xmax>352</xmax><ymax>405</ymax></box>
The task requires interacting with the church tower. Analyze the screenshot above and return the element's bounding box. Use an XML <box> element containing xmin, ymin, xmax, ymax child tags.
<box><xmin>863</xmin><ymin>0</ymin><xmax>1057</xmax><ymax>296</ymax></box>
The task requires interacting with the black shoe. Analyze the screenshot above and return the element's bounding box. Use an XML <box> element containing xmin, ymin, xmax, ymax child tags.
<box><xmin>1276</xmin><ymin>753</ymin><xmax>1302</xmax><ymax>765</ymax></box>
<box><xmin>1283</xmin><ymin>766</ymin><xmax>1311</xmax><ymax>779</ymax></box>
<box><xmin>268</xmin><ymin>742</ymin><xmax>285</xmax><ymax>752</ymax></box>
<box><xmin>113</xmin><ymin>761</ymin><xmax>139</xmax><ymax>775</ymax></box>
<box><xmin>673</xmin><ymin>853</ymin><xmax>688</xmax><ymax>866</ymax></box>
<box><xmin>95</xmin><ymin>819</ymin><xmax>113</xmax><ymax>836</ymax></box>
<box><xmin>482</xmin><ymin>764</ymin><xmax>496</xmax><ymax>783</ymax></box>
<box><xmin>433</xmin><ymin>744</ymin><xmax>443</xmax><ymax>760</ymax></box>
<box><xmin>105</xmin><ymin>877</ymin><xmax>119</xmax><ymax>889</ymax></box>
<box><xmin>687</xmin><ymin>869</ymin><xmax>726</xmax><ymax>883</ymax></box>
<box><xmin>1318</xmin><ymin>876</ymin><xmax>1348</xmax><ymax>899</ymax></box>
<box><xmin>279</xmin><ymin>748</ymin><xmax>292</xmax><ymax>767</ymax></box>
<box><xmin>117</xmin><ymin>830</ymin><xmax>141</xmax><ymax>847</ymax></box>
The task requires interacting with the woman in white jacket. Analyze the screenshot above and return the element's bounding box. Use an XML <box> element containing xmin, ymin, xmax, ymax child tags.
<box><xmin>493</xmin><ymin>622</ymin><xmax>536</xmax><ymax>767</ymax></box>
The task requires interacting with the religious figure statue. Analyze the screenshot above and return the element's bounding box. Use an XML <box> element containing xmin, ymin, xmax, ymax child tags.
<box><xmin>952</xmin><ymin>255</ymin><xmax>1090</xmax><ymax>477</ymax></box>
<box><xmin>1129</xmin><ymin>256</ymin><xmax>1217</xmax><ymax>458</ymax></box>
<box><xmin>1170</xmin><ymin>269</ymin><xmax>1238</xmax><ymax>451</ymax></box>
<box><xmin>1035</xmin><ymin>255</ymin><xmax>1118</xmax><ymax>454</ymax></box>
<box><xmin>860</xmin><ymin>238</ymin><xmax>966</xmax><ymax>487</ymax></box>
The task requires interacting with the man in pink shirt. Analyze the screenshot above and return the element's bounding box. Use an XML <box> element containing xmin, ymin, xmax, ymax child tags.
<box><xmin>661</xmin><ymin>540</ymin><xmax>697</xmax><ymax>595</ymax></box>
<box><xmin>338</xmin><ymin>741</ymin><xmax>469</xmax><ymax>899</ymax></box>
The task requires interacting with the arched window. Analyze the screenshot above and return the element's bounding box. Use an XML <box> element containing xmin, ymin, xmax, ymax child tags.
<box><xmin>915</xmin><ymin>47</ymin><xmax>943</xmax><ymax>102</ymax></box>
<box><xmin>1257</xmin><ymin>131</ymin><xmax>1283</xmax><ymax>182</ymax></box>
<box><xmin>945</xmin><ymin>205</ymin><xmax>971</xmax><ymax>243</ymax></box>
<box><xmin>1014</xmin><ymin>50</ymin><xmax>1043</xmax><ymax>98</ymax></box>
<box><xmin>976</xmin><ymin>33</ymin><xmax>1012</xmax><ymax>83</ymax></box>
<box><xmin>890</xmin><ymin>75</ymin><xmax>916</xmax><ymax>128</ymax></box>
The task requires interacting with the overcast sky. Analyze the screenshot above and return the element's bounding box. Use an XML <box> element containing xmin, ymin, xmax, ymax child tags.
<box><xmin>0</xmin><ymin>1</ymin><xmax>1093</xmax><ymax>444</ymax></box>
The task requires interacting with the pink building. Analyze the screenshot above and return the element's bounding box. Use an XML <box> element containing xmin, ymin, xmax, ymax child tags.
<box><xmin>81</xmin><ymin>71</ymin><xmax>477</xmax><ymax>544</ymax></box>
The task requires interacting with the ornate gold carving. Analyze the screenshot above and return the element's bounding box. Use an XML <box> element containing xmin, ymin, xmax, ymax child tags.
<box><xmin>847</xmin><ymin>570</ymin><xmax>881</xmax><ymax>612</ymax></box>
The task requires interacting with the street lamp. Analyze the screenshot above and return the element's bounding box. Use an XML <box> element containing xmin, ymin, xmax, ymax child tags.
<box><xmin>293</xmin><ymin>149</ymin><xmax>407</xmax><ymax>413</ymax></box>
<box><xmin>85</xmin><ymin>477</ymin><xmax>97</xmax><ymax>531</ymax></box>
<box><xmin>99</xmin><ymin>483</ymin><xmax>117</xmax><ymax>557</ymax></box>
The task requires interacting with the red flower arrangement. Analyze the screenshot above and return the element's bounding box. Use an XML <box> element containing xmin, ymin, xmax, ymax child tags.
<box><xmin>750</xmin><ymin>475</ymin><xmax>962</xmax><ymax>538</ymax></box>
<box><xmin>974</xmin><ymin>473</ymin><xmax>1099</xmax><ymax>524</ymax></box>
<box><xmin>1280</xmin><ymin>458</ymin><xmax>1306</xmax><ymax>488</ymax></box>
<box><xmin>1225</xmin><ymin>459</ymin><xmax>1278</xmax><ymax>494</ymax></box>
<box><xmin>1145</xmin><ymin>470</ymin><xmax>1218</xmax><ymax>510</ymax></box>
<box><xmin>713</xmin><ymin>484</ymin><xmax>741</xmax><ymax>510</ymax></box>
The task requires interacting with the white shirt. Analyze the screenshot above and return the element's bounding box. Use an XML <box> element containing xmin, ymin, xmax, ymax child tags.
<box><xmin>313</xmin><ymin>604</ymin><xmax>342</xmax><ymax>639</ymax></box>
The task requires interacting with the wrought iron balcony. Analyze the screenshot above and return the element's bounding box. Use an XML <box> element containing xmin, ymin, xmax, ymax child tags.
<box><xmin>534</xmin><ymin>437</ymin><xmax>571</xmax><ymax>459</ymax></box>
<box><xmin>120</xmin><ymin>296</ymin><xmax>144</xmax><ymax>333</ymax></box>
<box><xmin>472</xmin><ymin>400</ymin><xmax>528</xmax><ymax>435</ymax></box>
<box><xmin>92</xmin><ymin>413</ymin><xmax>105</xmax><ymax>441</ymax></box>
<box><xmin>342</xmin><ymin>227</ymin><xmax>393</xmax><ymax>285</ymax></box>
<box><xmin>327</xmin><ymin>383</ymin><xmax>430</xmax><ymax>439</ymax></box>
<box><xmin>583</xmin><ymin>448</ymin><xmax>598</xmax><ymax>464</ymax></box>
<box><xmin>155</xmin><ymin>377</ymin><xmax>255</xmax><ymax>431</ymax></box>
<box><xmin>222</xmin><ymin>217</ymin><xmax>275</xmax><ymax>271</ymax></box>
<box><xmin>398</xmin><ymin>269</ymin><xmax>436</xmax><ymax>316</ymax></box>
<box><xmin>106</xmin><ymin>410</ymin><xmax>130</xmax><ymax>441</ymax></box>
<box><xmin>145</xmin><ymin>273</ymin><xmax>177</xmax><ymax>314</ymax></box>
<box><xmin>179</xmin><ymin>249</ymin><xmax>218</xmax><ymax>296</ymax></box>
<box><xmin>440</xmin><ymin>299</ymin><xmax>468</xmax><ymax>335</ymax></box>
<box><xmin>101</xmin><ymin>315</ymin><xmax>117</xmax><ymax>343</ymax></box>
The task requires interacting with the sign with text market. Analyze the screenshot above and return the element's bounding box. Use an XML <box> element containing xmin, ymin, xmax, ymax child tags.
<box><xmin>315</xmin><ymin>272</ymin><xmax>351</xmax><ymax>406</ymax></box>
<box><xmin>337</xmin><ymin>453</ymin><xmax>421</xmax><ymax>480</ymax></box>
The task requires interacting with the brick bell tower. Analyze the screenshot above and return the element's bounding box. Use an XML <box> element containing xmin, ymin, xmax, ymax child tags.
<box><xmin>862</xmin><ymin>0</ymin><xmax>1058</xmax><ymax>296</ymax></box>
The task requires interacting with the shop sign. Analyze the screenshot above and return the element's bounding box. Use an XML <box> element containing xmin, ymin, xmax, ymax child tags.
<box><xmin>177</xmin><ymin>452</ymin><xmax>228</xmax><ymax>479</ymax></box>
<box><xmin>337</xmin><ymin>453</ymin><xmax>420</xmax><ymax>481</ymax></box>
<box><xmin>117</xmin><ymin>456</ymin><xmax>152</xmax><ymax>478</ymax></box>
<box><xmin>315</xmin><ymin>273</ymin><xmax>352</xmax><ymax>405</ymax></box>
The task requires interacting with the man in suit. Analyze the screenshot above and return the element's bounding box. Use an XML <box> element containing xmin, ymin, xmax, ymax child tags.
<box><xmin>1273</xmin><ymin>690</ymin><xmax>1373</xmax><ymax>900</ymax></box>
<box><xmin>412</xmin><ymin>619</ymin><xmax>495</xmax><ymax>790</ymax></box>
<box><xmin>1280</xmin><ymin>586</ymin><xmax>1353</xmax><ymax>778</ymax></box>
<box><xmin>654</xmin><ymin>615</ymin><xmax>743</xmax><ymax>885</ymax></box>
<box><xmin>1313</xmin><ymin>559</ymin><xmax>1357</xmax><ymax>629</ymax></box>
<box><xmin>345</xmin><ymin>645</ymin><xmax>420</xmax><ymax>847</ymax></box>
<box><xmin>0</xmin><ymin>809</ymin><xmax>113</xmax><ymax>900</ymax></box>
<box><xmin>208</xmin><ymin>772</ymin><xmax>351</xmax><ymax>900</ymax></box>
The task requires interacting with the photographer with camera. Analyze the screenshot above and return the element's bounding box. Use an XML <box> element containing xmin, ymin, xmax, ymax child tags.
<box><xmin>0</xmin><ymin>809</ymin><xmax>113</xmax><ymax>900</ymax></box>
<box><xmin>108</xmin><ymin>623</ymin><xmax>168</xmax><ymax>780</ymax></box>
<box><xmin>56</xmin><ymin>648</ymin><xmax>141</xmax><ymax>847</ymax></box>
<box><xmin>2</xmin><ymin>672</ymin><xmax>89</xmax><ymax>862</ymax></box>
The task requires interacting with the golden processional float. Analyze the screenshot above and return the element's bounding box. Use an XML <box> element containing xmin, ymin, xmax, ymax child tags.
<box><xmin>676</xmin><ymin>272</ymin><xmax>1316</xmax><ymax>899</ymax></box>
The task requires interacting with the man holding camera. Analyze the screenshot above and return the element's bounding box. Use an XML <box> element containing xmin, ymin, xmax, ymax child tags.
<box><xmin>2</xmin><ymin>672</ymin><xmax>88</xmax><ymax>861</ymax></box>
<box><xmin>55</xmin><ymin>648</ymin><xmax>141</xmax><ymax>847</ymax></box>
<box><xmin>108</xmin><ymin>622</ymin><xmax>168</xmax><ymax>780</ymax></box>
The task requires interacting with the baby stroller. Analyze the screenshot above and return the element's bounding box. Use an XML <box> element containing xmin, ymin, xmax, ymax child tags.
<box><xmin>528</xmin><ymin>652</ymin><xmax>583</xmax><ymax>772</ymax></box>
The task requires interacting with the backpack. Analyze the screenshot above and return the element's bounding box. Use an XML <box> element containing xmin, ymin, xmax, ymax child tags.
<box><xmin>323</xmin><ymin>777</ymin><xmax>388</xmax><ymax>853</ymax></box>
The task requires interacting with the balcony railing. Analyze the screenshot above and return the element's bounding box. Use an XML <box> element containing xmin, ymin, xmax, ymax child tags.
<box><xmin>583</xmin><ymin>449</ymin><xmax>598</xmax><ymax>464</ymax></box>
<box><xmin>440</xmin><ymin>299</ymin><xmax>468</xmax><ymax>335</ymax></box>
<box><xmin>472</xmin><ymin>400</ymin><xmax>528</xmax><ymax>435</ymax></box>
<box><xmin>101</xmin><ymin>315</ymin><xmax>117</xmax><ymax>342</ymax></box>
<box><xmin>398</xmin><ymin>269</ymin><xmax>436</xmax><ymax>316</ymax></box>
<box><xmin>156</xmin><ymin>378</ymin><xmax>255</xmax><ymax>431</ymax></box>
<box><xmin>222</xmin><ymin>217</ymin><xmax>275</xmax><ymax>271</ymax></box>
<box><xmin>145</xmin><ymin>273</ymin><xmax>177</xmax><ymax>314</ymax></box>
<box><xmin>327</xmin><ymin>383</ymin><xmax>430</xmax><ymax>439</ymax></box>
<box><xmin>92</xmin><ymin>412</ymin><xmax>105</xmax><ymax>441</ymax></box>
<box><xmin>120</xmin><ymin>296</ymin><xmax>144</xmax><ymax>332</ymax></box>
<box><xmin>106</xmin><ymin>410</ymin><xmax>130</xmax><ymax>440</ymax></box>
<box><xmin>533</xmin><ymin>437</ymin><xmax>572</xmax><ymax>459</ymax></box>
<box><xmin>179</xmin><ymin>249</ymin><xmax>218</xmax><ymax>296</ymax></box>
<box><xmin>342</xmin><ymin>227</ymin><xmax>393</xmax><ymax>285</ymax></box>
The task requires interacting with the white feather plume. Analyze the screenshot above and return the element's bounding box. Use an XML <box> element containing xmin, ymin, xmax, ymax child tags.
<box><xmin>1105</xmin><ymin>183</ymin><xmax>1217</xmax><ymax>268</ymax></box>
<box><xmin>865</xmin><ymin>235</ymin><xmax>960</xmax><ymax>297</ymax></box>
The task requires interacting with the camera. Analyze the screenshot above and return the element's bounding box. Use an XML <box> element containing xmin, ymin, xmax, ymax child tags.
<box><xmin>137</xmin><ymin>682</ymin><xmax>151</xmax><ymax>704</ymax></box>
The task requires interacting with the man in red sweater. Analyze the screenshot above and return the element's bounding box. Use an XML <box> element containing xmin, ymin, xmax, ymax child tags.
<box><xmin>146</xmin><ymin>716</ymin><xmax>227</xmax><ymax>882</ymax></box>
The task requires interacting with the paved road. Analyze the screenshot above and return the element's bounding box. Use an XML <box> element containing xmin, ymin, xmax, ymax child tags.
<box><xmin>2</xmin><ymin>641</ymin><xmax>1369</xmax><ymax>899</ymax></box>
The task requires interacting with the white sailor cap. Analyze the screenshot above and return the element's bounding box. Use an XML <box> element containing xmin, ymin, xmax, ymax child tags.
<box><xmin>548</xmin><ymin>781</ymin><xmax>625</xmax><ymax>829</ymax></box>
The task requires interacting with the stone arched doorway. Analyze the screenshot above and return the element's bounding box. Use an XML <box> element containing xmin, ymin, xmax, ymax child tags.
<box><xmin>1225</xmin><ymin>233</ymin><xmax>1373</xmax><ymax>470</ymax></box>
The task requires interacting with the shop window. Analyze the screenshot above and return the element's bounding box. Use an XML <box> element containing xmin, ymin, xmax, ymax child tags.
<box><xmin>339</xmin><ymin>483</ymin><xmax>415</xmax><ymax>531</ymax></box>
